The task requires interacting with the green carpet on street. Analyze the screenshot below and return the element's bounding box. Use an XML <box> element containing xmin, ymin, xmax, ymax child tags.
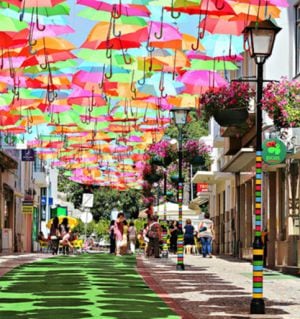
<box><xmin>0</xmin><ymin>254</ymin><xmax>179</xmax><ymax>319</ymax></box>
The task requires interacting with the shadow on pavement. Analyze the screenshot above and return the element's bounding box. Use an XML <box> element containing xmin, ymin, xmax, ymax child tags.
<box><xmin>138</xmin><ymin>257</ymin><xmax>296</xmax><ymax>319</ymax></box>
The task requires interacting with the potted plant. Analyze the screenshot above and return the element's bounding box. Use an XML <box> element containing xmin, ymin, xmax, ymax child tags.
<box><xmin>148</xmin><ymin>140</ymin><xmax>177</xmax><ymax>167</ymax></box>
<box><xmin>182</xmin><ymin>139</ymin><xmax>211</xmax><ymax>166</ymax></box>
<box><xmin>200</xmin><ymin>82</ymin><xmax>255</xmax><ymax>126</ymax></box>
<box><xmin>261</xmin><ymin>78</ymin><xmax>300</xmax><ymax>129</ymax></box>
<box><xmin>142</xmin><ymin>163</ymin><xmax>163</xmax><ymax>184</ymax></box>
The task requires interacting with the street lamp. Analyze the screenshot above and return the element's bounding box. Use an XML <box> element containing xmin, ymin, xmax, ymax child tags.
<box><xmin>243</xmin><ymin>19</ymin><xmax>281</xmax><ymax>314</ymax></box>
<box><xmin>170</xmin><ymin>107</ymin><xmax>192</xmax><ymax>271</ymax></box>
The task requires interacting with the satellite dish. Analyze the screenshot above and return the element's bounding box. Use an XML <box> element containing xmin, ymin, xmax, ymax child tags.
<box><xmin>80</xmin><ymin>211</ymin><xmax>93</xmax><ymax>224</ymax></box>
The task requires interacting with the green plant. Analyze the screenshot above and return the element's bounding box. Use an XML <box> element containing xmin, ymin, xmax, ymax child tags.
<box><xmin>200</xmin><ymin>82</ymin><xmax>255</xmax><ymax>120</ymax></box>
<box><xmin>261</xmin><ymin>78</ymin><xmax>300</xmax><ymax>129</ymax></box>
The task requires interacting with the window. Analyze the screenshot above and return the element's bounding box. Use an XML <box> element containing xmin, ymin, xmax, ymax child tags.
<box><xmin>296</xmin><ymin>3</ymin><xmax>300</xmax><ymax>75</ymax></box>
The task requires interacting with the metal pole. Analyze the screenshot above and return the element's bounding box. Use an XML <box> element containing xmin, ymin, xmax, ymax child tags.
<box><xmin>162</xmin><ymin>170</ymin><xmax>168</xmax><ymax>258</ymax></box>
<box><xmin>163</xmin><ymin>170</ymin><xmax>167</xmax><ymax>221</ymax></box>
<box><xmin>250</xmin><ymin>62</ymin><xmax>265</xmax><ymax>314</ymax></box>
<box><xmin>177</xmin><ymin>126</ymin><xmax>184</xmax><ymax>270</ymax></box>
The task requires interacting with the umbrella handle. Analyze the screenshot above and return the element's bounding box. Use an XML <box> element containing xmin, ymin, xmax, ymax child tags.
<box><xmin>98</xmin><ymin>65</ymin><xmax>106</xmax><ymax>89</ymax></box>
<box><xmin>154</xmin><ymin>8</ymin><xmax>164</xmax><ymax>40</ymax></box>
<box><xmin>119</xmin><ymin>40</ymin><xmax>132</xmax><ymax>65</ymax></box>
<box><xmin>137</xmin><ymin>57</ymin><xmax>146</xmax><ymax>85</ymax></box>
<box><xmin>112</xmin><ymin>17</ymin><xmax>122</xmax><ymax>37</ymax></box>
<box><xmin>146</xmin><ymin>22</ymin><xmax>155</xmax><ymax>53</ymax></box>
<box><xmin>130</xmin><ymin>70</ymin><xmax>137</xmax><ymax>99</ymax></box>
<box><xmin>36</xmin><ymin>8</ymin><xmax>46</xmax><ymax>31</ymax></box>
<box><xmin>170</xmin><ymin>0</ymin><xmax>181</xmax><ymax>19</ymax></box>
<box><xmin>111</xmin><ymin>2</ymin><xmax>122</xmax><ymax>19</ymax></box>
<box><xmin>105</xmin><ymin>56</ymin><xmax>113</xmax><ymax>79</ymax></box>
<box><xmin>215</xmin><ymin>0</ymin><xmax>225</xmax><ymax>10</ymax></box>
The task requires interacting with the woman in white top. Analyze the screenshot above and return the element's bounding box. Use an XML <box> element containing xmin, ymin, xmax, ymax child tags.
<box><xmin>198</xmin><ymin>212</ymin><xmax>214</xmax><ymax>258</ymax></box>
<box><xmin>128</xmin><ymin>221</ymin><xmax>137</xmax><ymax>254</ymax></box>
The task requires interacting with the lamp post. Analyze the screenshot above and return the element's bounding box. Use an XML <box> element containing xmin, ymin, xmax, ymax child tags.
<box><xmin>243</xmin><ymin>19</ymin><xmax>281</xmax><ymax>314</ymax></box>
<box><xmin>170</xmin><ymin>107</ymin><xmax>192</xmax><ymax>271</ymax></box>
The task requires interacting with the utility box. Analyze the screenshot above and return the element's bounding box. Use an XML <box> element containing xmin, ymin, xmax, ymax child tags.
<box><xmin>2</xmin><ymin>228</ymin><xmax>13</xmax><ymax>253</ymax></box>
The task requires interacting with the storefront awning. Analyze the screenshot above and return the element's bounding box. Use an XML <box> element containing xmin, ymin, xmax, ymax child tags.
<box><xmin>221</xmin><ymin>148</ymin><xmax>255</xmax><ymax>173</ymax></box>
<box><xmin>192</xmin><ymin>171</ymin><xmax>233</xmax><ymax>184</ymax></box>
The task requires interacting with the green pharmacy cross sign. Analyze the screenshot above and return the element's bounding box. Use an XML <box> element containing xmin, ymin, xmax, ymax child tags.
<box><xmin>262</xmin><ymin>138</ymin><xmax>287</xmax><ymax>165</ymax></box>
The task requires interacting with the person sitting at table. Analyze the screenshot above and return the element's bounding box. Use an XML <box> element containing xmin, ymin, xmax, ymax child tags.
<box><xmin>37</xmin><ymin>231</ymin><xmax>48</xmax><ymax>252</ymax></box>
<box><xmin>59</xmin><ymin>218</ymin><xmax>73</xmax><ymax>254</ymax></box>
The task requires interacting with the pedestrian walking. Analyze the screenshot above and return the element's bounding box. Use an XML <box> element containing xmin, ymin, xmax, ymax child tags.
<box><xmin>128</xmin><ymin>221</ymin><xmax>137</xmax><ymax>254</ymax></box>
<box><xmin>50</xmin><ymin>217</ymin><xmax>60</xmax><ymax>255</ymax></box>
<box><xmin>114</xmin><ymin>212</ymin><xmax>125</xmax><ymax>256</ymax></box>
<box><xmin>198</xmin><ymin>212</ymin><xmax>214</xmax><ymax>258</ymax></box>
<box><xmin>169</xmin><ymin>220</ymin><xmax>178</xmax><ymax>254</ymax></box>
<box><xmin>184</xmin><ymin>219</ymin><xmax>195</xmax><ymax>255</ymax></box>
<box><xmin>121</xmin><ymin>220</ymin><xmax>129</xmax><ymax>255</ymax></box>
<box><xmin>109</xmin><ymin>220</ymin><xmax>115</xmax><ymax>254</ymax></box>
<box><xmin>147</xmin><ymin>215</ymin><xmax>162</xmax><ymax>258</ymax></box>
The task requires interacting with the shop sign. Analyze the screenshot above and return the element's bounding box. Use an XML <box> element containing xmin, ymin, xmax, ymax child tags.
<box><xmin>262</xmin><ymin>138</ymin><xmax>286</xmax><ymax>165</ymax></box>
<box><xmin>197</xmin><ymin>183</ymin><xmax>209</xmax><ymax>193</ymax></box>
<box><xmin>21</xmin><ymin>149</ymin><xmax>35</xmax><ymax>161</ymax></box>
<box><xmin>22</xmin><ymin>201</ymin><xmax>34</xmax><ymax>214</ymax></box>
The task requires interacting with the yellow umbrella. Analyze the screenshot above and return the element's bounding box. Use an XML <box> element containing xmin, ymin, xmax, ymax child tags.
<box><xmin>46</xmin><ymin>216</ymin><xmax>79</xmax><ymax>229</ymax></box>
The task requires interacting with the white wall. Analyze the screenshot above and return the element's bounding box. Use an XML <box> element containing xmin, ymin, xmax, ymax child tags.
<box><xmin>265</xmin><ymin>3</ymin><xmax>296</xmax><ymax>80</ymax></box>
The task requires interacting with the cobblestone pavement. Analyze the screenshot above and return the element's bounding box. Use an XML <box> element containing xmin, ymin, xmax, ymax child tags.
<box><xmin>137</xmin><ymin>254</ymin><xmax>300</xmax><ymax>319</ymax></box>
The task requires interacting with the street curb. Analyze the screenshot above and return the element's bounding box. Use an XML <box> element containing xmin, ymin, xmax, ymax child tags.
<box><xmin>136</xmin><ymin>256</ymin><xmax>197</xmax><ymax>319</ymax></box>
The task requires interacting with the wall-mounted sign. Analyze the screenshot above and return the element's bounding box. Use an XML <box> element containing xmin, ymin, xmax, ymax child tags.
<box><xmin>21</xmin><ymin>149</ymin><xmax>35</xmax><ymax>161</ymax></box>
<box><xmin>262</xmin><ymin>138</ymin><xmax>287</xmax><ymax>165</ymax></box>
<box><xmin>22</xmin><ymin>201</ymin><xmax>34</xmax><ymax>214</ymax></box>
<box><xmin>197</xmin><ymin>183</ymin><xmax>209</xmax><ymax>193</ymax></box>
<box><xmin>41</xmin><ymin>196</ymin><xmax>53</xmax><ymax>206</ymax></box>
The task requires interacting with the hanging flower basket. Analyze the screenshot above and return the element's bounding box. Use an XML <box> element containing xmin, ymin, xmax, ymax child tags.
<box><xmin>170</xmin><ymin>174</ymin><xmax>180</xmax><ymax>183</ymax></box>
<box><xmin>182</xmin><ymin>139</ymin><xmax>211</xmax><ymax>167</ymax></box>
<box><xmin>200</xmin><ymin>82</ymin><xmax>254</xmax><ymax>127</ymax></box>
<box><xmin>148</xmin><ymin>140</ymin><xmax>177</xmax><ymax>167</ymax></box>
<box><xmin>150</xmin><ymin>155</ymin><xmax>173</xmax><ymax>167</ymax></box>
<box><xmin>212</xmin><ymin>107</ymin><xmax>249</xmax><ymax>127</ymax></box>
<box><xmin>261</xmin><ymin>78</ymin><xmax>300</xmax><ymax>129</ymax></box>
<box><xmin>189</xmin><ymin>155</ymin><xmax>206</xmax><ymax>166</ymax></box>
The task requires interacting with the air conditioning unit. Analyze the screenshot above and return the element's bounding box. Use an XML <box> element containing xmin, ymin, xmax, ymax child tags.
<box><xmin>2</xmin><ymin>228</ymin><xmax>13</xmax><ymax>252</ymax></box>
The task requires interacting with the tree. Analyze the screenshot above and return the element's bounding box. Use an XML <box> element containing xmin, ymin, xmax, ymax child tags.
<box><xmin>58</xmin><ymin>169</ymin><xmax>142</xmax><ymax>221</ymax></box>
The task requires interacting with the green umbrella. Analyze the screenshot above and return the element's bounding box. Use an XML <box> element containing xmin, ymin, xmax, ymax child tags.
<box><xmin>0</xmin><ymin>14</ymin><xmax>27</xmax><ymax>31</ymax></box>
<box><xmin>78</xmin><ymin>8</ymin><xmax>147</xmax><ymax>26</ymax></box>
<box><xmin>187</xmin><ymin>59</ymin><xmax>238</xmax><ymax>71</ymax></box>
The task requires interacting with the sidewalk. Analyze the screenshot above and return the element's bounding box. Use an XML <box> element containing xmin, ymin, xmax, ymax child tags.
<box><xmin>137</xmin><ymin>254</ymin><xmax>300</xmax><ymax>319</ymax></box>
<box><xmin>0</xmin><ymin>253</ymin><xmax>49</xmax><ymax>277</ymax></box>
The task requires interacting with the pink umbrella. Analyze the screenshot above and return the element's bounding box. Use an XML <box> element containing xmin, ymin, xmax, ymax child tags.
<box><xmin>32</xmin><ymin>24</ymin><xmax>75</xmax><ymax>39</ymax></box>
<box><xmin>237</xmin><ymin>0</ymin><xmax>288</xmax><ymax>7</ymax></box>
<box><xmin>76</xmin><ymin>0</ymin><xmax>151</xmax><ymax>17</ymax></box>
<box><xmin>149</xmin><ymin>22</ymin><xmax>182</xmax><ymax>42</ymax></box>
<box><xmin>200</xmin><ymin>17</ymin><xmax>246</xmax><ymax>36</ymax></box>
<box><xmin>177</xmin><ymin>70</ymin><xmax>227</xmax><ymax>95</ymax></box>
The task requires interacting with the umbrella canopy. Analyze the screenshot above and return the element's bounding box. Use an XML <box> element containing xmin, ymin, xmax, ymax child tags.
<box><xmin>46</xmin><ymin>216</ymin><xmax>79</xmax><ymax>229</ymax></box>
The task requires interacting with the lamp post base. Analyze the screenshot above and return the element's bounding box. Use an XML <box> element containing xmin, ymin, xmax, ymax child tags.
<box><xmin>250</xmin><ymin>298</ymin><xmax>265</xmax><ymax>314</ymax></box>
<box><xmin>176</xmin><ymin>264</ymin><xmax>185</xmax><ymax>271</ymax></box>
